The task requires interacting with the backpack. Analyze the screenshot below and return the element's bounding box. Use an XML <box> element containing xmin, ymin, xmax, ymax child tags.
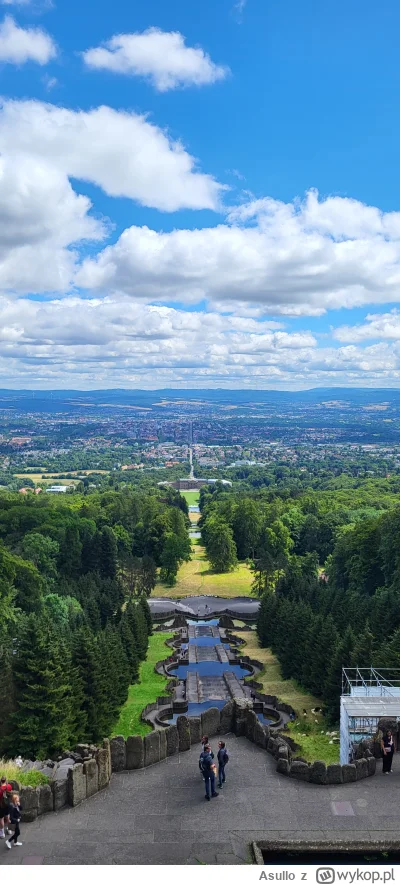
<box><xmin>199</xmin><ymin>751</ymin><xmax>213</xmax><ymax>774</ymax></box>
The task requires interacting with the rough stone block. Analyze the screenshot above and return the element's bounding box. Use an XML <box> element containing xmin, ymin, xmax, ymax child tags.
<box><xmin>125</xmin><ymin>736</ymin><xmax>144</xmax><ymax>770</ymax></box>
<box><xmin>276</xmin><ymin>758</ymin><xmax>290</xmax><ymax>776</ymax></box>
<box><xmin>177</xmin><ymin>715</ymin><xmax>191</xmax><ymax>752</ymax></box>
<box><xmin>233</xmin><ymin>699</ymin><xmax>253</xmax><ymax>736</ymax></box>
<box><xmin>245</xmin><ymin>709</ymin><xmax>258</xmax><ymax>743</ymax></box>
<box><xmin>220</xmin><ymin>700</ymin><xmax>234</xmax><ymax>733</ymax></box>
<box><xmin>253</xmin><ymin>719</ymin><xmax>268</xmax><ymax>749</ymax></box>
<box><xmin>110</xmin><ymin>735</ymin><xmax>126</xmax><ymax>772</ymax></box>
<box><xmin>75</xmin><ymin>743</ymin><xmax>90</xmax><ymax>757</ymax></box>
<box><xmin>356</xmin><ymin>758</ymin><xmax>368</xmax><ymax>780</ymax></box>
<box><xmin>103</xmin><ymin>738</ymin><xmax>112</xmax><ymax>780</ymax></box>
<box><xmin>277</xmin><ymin>745</ymin><xmax>289</xmax><ymax>761</ymax></box>
<box><xmin>368</xmin><ymin>756</ymin><xmax>376</xmax><ymax>777</ymax></box>
<box><xmin>20</xmin><ymin>785</ymin><xmax>39</xmax><ymax>822</ymax></box>
<box><xmin>189</xmin><ymin>716</ymin><xmax>202</xmax><ymax>745</ymax></box>
<box><xmin>166</xmin><ymin>724</ymin><xmax>179</xmax><ymax>756</ymax></box>
<box><xmin>267</xmin><ymin>737</ymin><xmax>278</xmax><ymax>755</ymax></box>
<box><xmin>67</xmin><ymin>763</ymin><xmax>87</xmax><ymax>807</ymax></box>
<box><xmin>37</xmin><ymin>784</ymin><xmax>53</xmax><ymax>815</ymax></box>
<box><xmin>159</xmin><ymin>729</ymin><xmax>167</xmax><ymax>761</ymax></box>
<box><xmin>200</xmin><ymin>707</ymin><xmax>220</xmax><ymax>738</ymax></box>
<box><xmin>342</xmin><ymin>763</ymin><xmax>357</xmax><ymax>783</ymax></box>
<box><xmin>144</xmin><ymin>730</ymin><xmax>161</xmax><ymax>767</ymax></box>
<box><xmin>84</xmin><ymin>758</ymin><xmax>99</xmax><ymax>797</ymax></box>
<box><xmin>327</xmin><ymin>763</ymin><xmax>343</xmax><ymax>784</ymax></box>
<box><xmin>309</xmin><ymin>760</ymin><xmax>327</xmax><ymax>785</ymax></box>
<box><xmin>96</xmin><ymin>747</ymin><xmax>111</xmax><ymax>788</ymax></box>
<box><xmin>290</xmin><ymin>761</ymin><xmax>310</xmax><ymax>782</ymax></box>
<box><xmin>52</xmin><ymin>777</ymin><xmax>68</xmax><ymax>811</ymax></box>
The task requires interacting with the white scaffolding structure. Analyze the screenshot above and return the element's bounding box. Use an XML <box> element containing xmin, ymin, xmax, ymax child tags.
<box><xmin>340</xmin><ymin>668</ymin><xmax>400</xmax><ymax>764</ymax></box>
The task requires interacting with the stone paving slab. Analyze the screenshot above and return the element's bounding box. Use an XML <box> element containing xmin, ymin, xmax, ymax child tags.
<box><xmin>1</xmin><ymin>735</ymin><xmax>399</xmax><ymax>866</ymax></box>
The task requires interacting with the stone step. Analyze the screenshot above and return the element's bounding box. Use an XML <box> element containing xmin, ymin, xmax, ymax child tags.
<box><xmin>223</xmin><ymin>670</ymin><xmax>247</xmax><ymax>700</ymax></box>
<box><xmin>187</xmin><ymin>671</ymin><xmax>200</xmax><ymax>704</ymax></box>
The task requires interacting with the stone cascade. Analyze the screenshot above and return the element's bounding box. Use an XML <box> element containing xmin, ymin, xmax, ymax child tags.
<box><xmin>109</xmin><ymin>699</ymin><xmax>375</xmax><ymax>786</ymax></box>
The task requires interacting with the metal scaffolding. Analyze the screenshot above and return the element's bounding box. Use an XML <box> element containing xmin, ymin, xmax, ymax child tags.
<box><xmin>340</xmin><ymin>668</ymin><xmax>400</xmax><ymax>764</ymax></box>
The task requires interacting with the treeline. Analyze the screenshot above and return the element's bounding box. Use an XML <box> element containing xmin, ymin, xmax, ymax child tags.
<box><xmin>0</xmin><ymin>486</ymin><xmax>189</xmax><ymax>757</ymax></box>
<box><xmin>198</xmin><ymin>478</ymin><xmax>399</xmax><ymax>575</ymax></box>
<box><xmin>257</xmin><ymin>507</ymin><xmax>400</xmax><ymax>722</ymax></box>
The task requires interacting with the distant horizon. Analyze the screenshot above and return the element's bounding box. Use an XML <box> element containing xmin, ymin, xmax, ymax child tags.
<box><xmin>1</xmin><ymin>385</ymin><xmax>400</xmax><ymax>394</ymax></box>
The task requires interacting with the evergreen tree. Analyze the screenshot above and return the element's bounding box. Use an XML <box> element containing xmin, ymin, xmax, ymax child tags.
<box><xmin>100</xmin><ymin>527</ymin><xmax>118</xmax><ymax>579</ymax></box>
<box><xmin>8</xmin><ymin>614</ymin><xmax>74</xmax><ymax>758</ymax></box>
<box><xmin>119</xmin><ymin>616</ymin><xmax>139</xmax><ymax>682</ymax></box>
<box><xmin>324</xmin><ymin>626</ymin><xmax>355</xmax><ymax>723</ymax></box>
<box><xmin>0</xmin><ymin>637</ymin><xmax>15</xmax><ymax>752</ymax></box>
<box><xmin>139</xmin><ymin>595</ymin><xmax>153</xmax><ymax>636</ymax></box>
<box><xmin>352</xmin><ymin>622</ymin><xmax>376</xmax><ymax>668</ymax></box>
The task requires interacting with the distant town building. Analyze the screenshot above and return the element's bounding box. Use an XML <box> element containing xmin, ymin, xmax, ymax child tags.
<box><xmin>158</xmin><ymin>477</ymin><xmax>232</xmax><ymax>491</ymax></box>
<box><xmin>46</xmin><ymin>485</ymin><xmax>68</xmax><ymax>494</ymax></box>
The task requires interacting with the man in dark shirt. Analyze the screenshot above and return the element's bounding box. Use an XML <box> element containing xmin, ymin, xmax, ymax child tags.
<box><xmin>217</xmin><ymin>740</ymin><xmax>229</xmax><ymax>788</ymax></box>
<box><xmin>199</xmin><ymin>744</ymin><xmax>218</xmax><ymax>801</ymax></box>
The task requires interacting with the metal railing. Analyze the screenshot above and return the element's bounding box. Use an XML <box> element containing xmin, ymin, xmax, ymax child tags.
<box><xmin>342</xmin><ymin>667</ymin><xmax>400</xmax><ymax>697</ymax></box>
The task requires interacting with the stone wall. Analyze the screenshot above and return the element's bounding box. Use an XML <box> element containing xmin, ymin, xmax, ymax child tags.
<box><xmin>15</xmin><ymin>739</ymin><xmax>112</xmax><ymax>822</ymax></box>
<box><xmin>109</xmin><ymin>699</ymin><xmax>377</xmax><ymax>787</ymax></box>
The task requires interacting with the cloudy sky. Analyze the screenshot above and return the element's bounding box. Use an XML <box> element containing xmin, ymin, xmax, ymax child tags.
<box><xmin>2</xmin><ymin>0</ymin><xmax>400</xmax><ymax>389</ymax></box>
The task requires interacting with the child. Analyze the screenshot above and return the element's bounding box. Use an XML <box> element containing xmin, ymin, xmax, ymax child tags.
<box><xmin>5</xmin><ymin>793</ymin><xmax>22</xmax><ymax>849</ymax></box>
<box><xmin>217</xmin><ymin>740</ymin><xmax>229</xmax><ymax>788</ymax></box>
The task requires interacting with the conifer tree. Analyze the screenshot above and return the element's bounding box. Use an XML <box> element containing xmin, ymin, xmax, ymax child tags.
<box><xmin>119</xmin><ymin>616</ymin><xmax>139</xmax><ymax>682</ymax></box>
<box><xmin>324</xmin><ymin>625</ymin><xmax>355</xmax><ymax>723</ymax></box>
<box><xmin>139</xmin><ymin>595</ymin><xmax>153</xmax><ymax>636</ymax></box>
<box><xmin>100</xmin><ymin>527</ymin><xmax>118</xmax><ymax>579</ymax></box>
<box><xmin>8</xmin><ymin>614</ymin><xmax>74</xmax><ymax>758</ymax></box>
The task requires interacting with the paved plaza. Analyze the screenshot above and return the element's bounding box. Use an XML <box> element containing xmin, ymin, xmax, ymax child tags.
<box><xmin>1</xmin><ymin>735</ymin><xmax>399</xmax><ymax>866</ymax></box>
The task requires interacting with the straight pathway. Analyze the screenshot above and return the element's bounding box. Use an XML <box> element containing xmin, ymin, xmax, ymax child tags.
<box><xmin>1</xmin><ymin>736</ymin><xmax>398</xmax><ymax>866</ymax></box>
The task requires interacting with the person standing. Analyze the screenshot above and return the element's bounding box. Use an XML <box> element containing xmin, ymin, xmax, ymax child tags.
<box><xmin>382</xmin><ymin>729</ymin><xmax>394</xmax><ymax>774</ymax></box>
<box><xmin>217</xmin><ymin>740</ymin><xmax>229</xmax><ymax>788</ymax></box>
<box><xmin>5</xmin><ymin>794</ymin><xmax>22</xmax><ymax>849</ymax></box>
<box><xmin>199</xmin><ymin>744</ymin><xmax>218</xmax><ymax>801</ymax></box>
<box><xmin>0</xmin><ymin>778</ymin><xmax>12</xmax><ymax>840</ymax></box>
<box><xmin>199</xmin><ymin>737</ymin><xmax>214</xmax><ymax>779</ymax></box>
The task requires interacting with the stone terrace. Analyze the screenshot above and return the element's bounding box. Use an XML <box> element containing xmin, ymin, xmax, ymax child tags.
<box><xmin>1</xmin><ymin>736</ymin><xmax>398</xmax><ymax>866</ymax></box>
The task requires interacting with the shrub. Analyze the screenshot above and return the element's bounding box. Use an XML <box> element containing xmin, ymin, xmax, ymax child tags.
<box><xmin>0</xmin><ymin>759</ymin><xmax>49</xmax><ymax>787</ymax></box>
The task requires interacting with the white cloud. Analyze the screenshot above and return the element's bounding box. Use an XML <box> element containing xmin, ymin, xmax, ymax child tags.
<box><xmin>334</xmin><ymin>311</ymin><xmax>400</xmax><ymax>343</ymax></box>
<box><xmin>0</xmin><ymin>155</ymin><xmax>105</xmax><ymax>293</ymax></box>
<box><xmin>78</xmin><ymin>190</ymin><xmax>400</xmax><ymax>315</ymax></box>
<box><xmin>233</xmin><ymin>0</ymin><xmax>247</xmax><ymax>23</ymax></box>
<box><xmin>1</xmin><ymin>295</ymin><xmax>400</xmax><ymax>388</ymax></box>
<box><xmin>83</xmin><ymin>27</ymin><xmax>229</xmax><ymax>92</ymax></box>
<box><xmin>0</xmin><ymin>99</ymin><xmax>222</xmax><ymax>213</ymax></box>
<box><xmin>42</xmin><ymin>73</ymin><xmax>57</xmax><ymax>90</ymax></box>
<box><xmin>0</xmin><ymin>15</ymin><xmax>56</xmax><ymax>64</ymax></box>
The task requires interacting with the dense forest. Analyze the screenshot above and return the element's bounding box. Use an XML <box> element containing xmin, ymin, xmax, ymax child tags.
<box><xmin>0</xmin><ymin>487</ymin><xmax>190</xmax><ymax>758</ymax></box>
<box><xmin>199</xmin><ymin>479</ymin><xmax>400</xmax><ymax>723</ymax></box>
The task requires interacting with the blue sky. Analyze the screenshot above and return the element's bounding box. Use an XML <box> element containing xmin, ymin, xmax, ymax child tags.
<box><xmin>1</xmin><ymin>0</ymin><xmax>400</xmax><ymax>388</ymax></box>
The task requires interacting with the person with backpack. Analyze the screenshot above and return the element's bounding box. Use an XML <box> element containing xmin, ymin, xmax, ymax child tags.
<box><xmin>199</xmin><ymin>743</ymin><xmax>218</xmax><ymax>801</ymax></box>
<box><xmin>217</xmin><ymin>740</ymin><xmax>229</xmax><ymax>788</ymax></box>
<box><xmin>0</xmin><ymin>777</ymin><xmax>12</xmax><ymax>840</ymax></box>
<box><xmin>199</xmin><ymin>736</ymin><xmax>213</xmax><ymax>779</ymax></box>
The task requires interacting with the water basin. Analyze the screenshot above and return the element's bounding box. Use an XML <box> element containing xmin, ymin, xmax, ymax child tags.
<box><xmin>170</xmin><ymin>661</ymin><xmax>252</xmax><ymax>679</ymax></box>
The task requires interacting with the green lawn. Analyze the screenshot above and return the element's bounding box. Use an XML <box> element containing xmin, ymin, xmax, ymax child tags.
<box><xmin>233</xmin><ymin>632</ymin><xmax>339</xmax><ymax>764</ymax></box>
<box><xmin>111</xmin><ymin>632</ymin><xmax>173</xmax><ymax>738</ymax></box>
<box><xmin>180</xmin><ymin>491</ymin><xmax>200</xmax><ymax>505</ymax></box>
<box><xmin>155</xmin><ymin>540</ymin><xmax>254</xmax><ymax>598</ymax></box>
